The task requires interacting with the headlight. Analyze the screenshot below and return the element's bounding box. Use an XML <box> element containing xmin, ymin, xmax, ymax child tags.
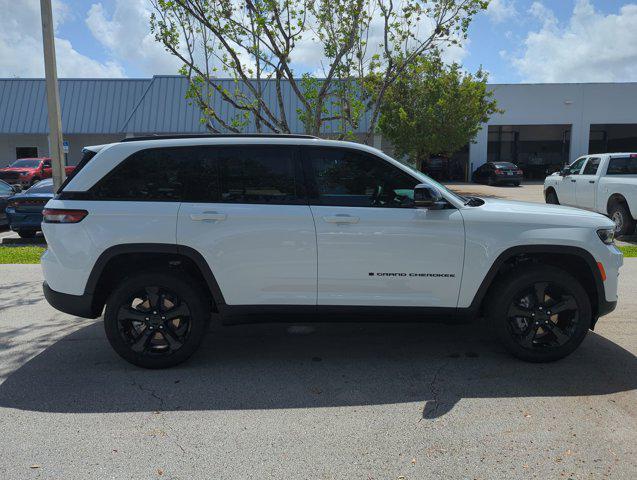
<box><xmin>597</xmin><ymin>228</ymin><xmax>615</xmax><ymax>245</ymax></box>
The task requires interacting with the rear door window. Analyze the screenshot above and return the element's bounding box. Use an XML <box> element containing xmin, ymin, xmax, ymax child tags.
<box><xmin>606</xmin><ymin>156</ymin><xmax>637</xmax><ymax>175</ymax></box>
<box><xmin>90</xmin><ymin>145</ymin><xmax>304</xmax><ymax>204</ymax></box>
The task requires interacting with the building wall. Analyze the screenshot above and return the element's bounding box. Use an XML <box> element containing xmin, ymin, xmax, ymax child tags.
<box><xmin>0</xmin><ymin>134</ymin><xmax>124</xmax><ymax>167</ymax></box>
<box><xmin>469</xmin><ymin>83</ymin><xmax>637</xmax><ymax>174</ymax></box>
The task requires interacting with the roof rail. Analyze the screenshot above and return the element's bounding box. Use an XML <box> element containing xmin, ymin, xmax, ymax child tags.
<box><xmin>120</xmin><ymin>133</ymin><xmax>318</xmax><ymax>142</ymax></box>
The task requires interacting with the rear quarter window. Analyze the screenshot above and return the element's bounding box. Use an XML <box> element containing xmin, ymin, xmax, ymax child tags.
<box><xmin>606</xmin><ymin>156</ymin><xmax>637</xmax><ymax>175</ymax></box>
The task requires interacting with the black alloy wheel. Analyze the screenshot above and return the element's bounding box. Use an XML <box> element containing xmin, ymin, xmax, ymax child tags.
<box><xmin>486</xmin><ymin>265</ymin><xmax>591</xmax><ymax>362</ymax></box>
<box><xmin>117</xmin><ymin>286</ymin><xmax>192</xmax><ymax>356</ymax></box>
<box><xmin>506</xmin><ymin>281</ymin><xmax>578</xmax><ymax>351</ymax></box>
<box><xmin>104</xmin><ymin>272</ymin><xmax>209</xmax><ymax>368</ymax></box>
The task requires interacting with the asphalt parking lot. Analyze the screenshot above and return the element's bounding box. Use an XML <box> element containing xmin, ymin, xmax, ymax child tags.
<box><xmin>0</xmin><ymin>183</ymin><xmax>635</xmax><ymax>479</ymax></box>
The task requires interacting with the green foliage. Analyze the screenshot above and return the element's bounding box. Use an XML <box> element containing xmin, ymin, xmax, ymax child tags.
<box><xmin>378</xmin><ymin>53</ymin><xmax>501</xmax><ymax>166</ymax></box>
<box><xmin>0</xmin><ymin>247</ymin><xmax>45</xmax><ymax>264</ymax></box>
<box><xmin>150</xmin><ymin>0</ymin><xmax>490</xmax><ymax>138</ymax></box>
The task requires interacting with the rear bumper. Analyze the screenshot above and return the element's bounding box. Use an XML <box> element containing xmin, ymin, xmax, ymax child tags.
<box><xmin>43</xmin><ymin>282</ymin><xmax>100</xmax><ymax>319</ymax></box>
<box><xmin>494</xmin><ymin>175</ymin><xmax>522</xmax><ymax>183</ymax></box>
<box><xmin>8</xmin><ymin>212</ymin><xmax>43</xmax><ymax>230</ymax></box>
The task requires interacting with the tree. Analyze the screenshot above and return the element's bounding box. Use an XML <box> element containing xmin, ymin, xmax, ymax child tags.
<box><xmin>378</xmin><ymin>53</ymin><xmax>500</xmax><ymax>168</ymax></box>
<box><xmin>150</xmin><ymin>0</ymin><xmax>489</xmax><ymax>138</ymax></box>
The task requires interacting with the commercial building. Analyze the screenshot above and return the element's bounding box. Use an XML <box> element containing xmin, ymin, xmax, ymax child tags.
<box><xmin>0</xmin><ymin>76</ymin><xmax>635</xmax><ymax>181</ymax></box>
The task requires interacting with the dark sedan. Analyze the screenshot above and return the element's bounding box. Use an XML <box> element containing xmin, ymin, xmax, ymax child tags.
<box><xmin>472</xmin><ymin>162</ymin><xmax>524</xmax><ymax>186</ymax></box>
<box><xmin>0</xmin><ymin>180</ymin><xmax>21</xmax><ymax>227</ymax></box>
<box><xmin>6</xmin><ymin>179</ymin><xmax>53</xmax><ymax>237</ymax></box>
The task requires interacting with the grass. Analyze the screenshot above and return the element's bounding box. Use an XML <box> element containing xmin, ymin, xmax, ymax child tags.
<box><xmin>0</xmin><ymin>246</ymin><xmax>46</xmax><ymax>264</ymax></box>
<box><xmin>0</xmin><ymin>245</ymin><xmax>636</xmax><ymax>264</ymax></box>
<box><xmin>618</xmin><ymin>245</ymin><xmax>637</xmax><ymax>258</ymax></box>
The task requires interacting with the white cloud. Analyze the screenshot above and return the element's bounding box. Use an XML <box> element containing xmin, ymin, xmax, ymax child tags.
<box><xmin>512</xmin><ymin>0</ymin><xmax>637</xmax><ymax>82</ymax></box>
<box><xmin>86</xmin><ymin>0</ymin><xmax>182</xmax><ymax>76</ymax></box>
<box><xmin>0</xmin><ymin>0</ymin><xmax>125</xmax><ymax>78</ymax></box>
<box><xmin>486</xmin><ymin>0</ymin><xmax>517</xmax><ymax>24</ymax></box>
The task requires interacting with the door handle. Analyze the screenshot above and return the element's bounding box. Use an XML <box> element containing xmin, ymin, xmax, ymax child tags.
<box><xmin>323</xmin><ymin>214</ymin><xmax>359</xmax><ymax>224</ymax></box>
<box><xmin>190</xmin><ymin>211</ymin><xmax>227</xmax><ymax>222</ymax></box>
<box><xmin>570</xmin><ymin>179</ymin><xmax>576</xmax><ymax>182</ymax></box>
<box><xmin>589</xmin><ymin>180</ymin><xmax>595</xmax><ymax>184</ymax></box>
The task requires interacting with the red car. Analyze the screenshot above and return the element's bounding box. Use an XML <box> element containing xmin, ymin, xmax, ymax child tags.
<box><xmin>0</xmin><ymin>157</ymin><xmax>75</xmax><ymax>188</ymax></box>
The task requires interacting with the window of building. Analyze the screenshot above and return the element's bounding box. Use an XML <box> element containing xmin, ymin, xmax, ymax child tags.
<box><xmin>487</xmin><ymin>125</ymin><xmax>571</xmax><ymax>179</ymax></box>
<box><xmin>307</xmin><ymin>147</ymin><xmax>419</xmax><ymax>207</ymax></box>
<box><xmin>15</xmin><ymin>147</ymin><xmax>38</xmax><ymax>159</ymax></box>
<box><xmin>589</xmin><ymin>124</ymin><xmax>637</xmax><ymax>154</ymax></box>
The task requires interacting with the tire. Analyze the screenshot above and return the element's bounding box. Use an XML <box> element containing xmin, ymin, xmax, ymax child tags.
<box><xmin>545</xmin><ymin>190</ymin><xmax>559</xmax><ymax>205</ymax></box>
<box><xmin>608</xmin><ymin>202</ymin><xmax>635</xmax><ymax>237</ymax></box>
<box><xmin>17</xmin><ymin>230</ymin><xmax>37</xmax><ymax>238</ymax></box>
<box><xmin>513</xmin><ymin>182</ymin><xmax>520</xmax><ymax>187</ymax></box>
<box><xmin>30</xmin><ymin>177</ymin><xmax>40</xmax><ymax>187</ymax></box>
<box><xmin>104</xmin><ymin>271</ymin><xmax>210</xmax><ymax>368</ymax></box>
<box><xmin>486</xmin><ymin>265</ymin><xmax>591</xmax><ymax>363</ymax></box>
<box><xmin>487</xmin><ymin>177</ymin><xmax>495</xmax><ymax>186</ymax></box>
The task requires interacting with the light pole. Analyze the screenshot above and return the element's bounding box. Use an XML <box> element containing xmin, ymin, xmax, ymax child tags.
<box><xmin>40</xmin><ymin>0</ymin><xmax>66</xmax><ymax>191</ymax></box>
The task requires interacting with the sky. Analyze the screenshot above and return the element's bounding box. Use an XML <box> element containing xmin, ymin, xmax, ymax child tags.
<box><xmin>1</xmin><ymin>0</ymin><xmax>636</xmax><ymax>83</ymax></box>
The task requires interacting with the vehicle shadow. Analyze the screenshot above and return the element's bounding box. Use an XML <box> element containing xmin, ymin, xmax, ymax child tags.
<box><xmin>0</xmin><ymin>321</ymin><xmax>634</xmax><ymax>419</ymax></box>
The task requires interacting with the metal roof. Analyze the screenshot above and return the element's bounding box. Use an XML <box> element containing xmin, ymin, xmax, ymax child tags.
<box><xmin>0</xmin><ymin>75</ymin><xmax>371</xmax><ymax>135</ymax></box>
<box><xmin>0</xmin><ymin>78</ymin><xmax>150</xmax><ymax>134</ymax></box>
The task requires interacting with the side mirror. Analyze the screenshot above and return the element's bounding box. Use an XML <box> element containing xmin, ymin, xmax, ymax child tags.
<box><xmin>11</xmin><ymin>184</ymin><xmax>21</xmax><ymax>193</ymax></box>
<box><xmin>414</xmin><ymin>184</ymin><xmax>446</xmax><ymax>210</ymax></box>
<box><xmin>559</xmin><ymin>167</ymin><xmax>569</xmax><ymax>176</ymax></box>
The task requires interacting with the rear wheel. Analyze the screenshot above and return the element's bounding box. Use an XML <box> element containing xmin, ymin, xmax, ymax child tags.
<box><xmin>104</xmin><ymin>272</ymin><xmax>210</xmax><ymax>368</ymax></box>
<box><xmin>486</xmin><ymin>265</ymin><xmax>591</xmax><ymax>363</ymax></box>
<box><xmin>545</xmin><ymin>190</ymin><xmax>559</xmax><ymax>205</ymax></box>
<box><xmin>608</xmin><ymin>202</ymin><xmax>635</xmax><ymax>237</ymax></box>
<box><xmin>29</xmin><ymin>177</ymin><xmax>40</xmax><ymax>187</ymax></box>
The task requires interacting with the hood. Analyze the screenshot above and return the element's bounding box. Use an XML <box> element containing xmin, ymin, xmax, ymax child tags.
<box><xmin>0</xmin><ymin>167</ymin><xmax>33</xmax><ymax>173</ymax></box>
<box><xmin>473</xmin><ymin>197</ymin><xmax>615</xmax><ymax>229</ymax></box>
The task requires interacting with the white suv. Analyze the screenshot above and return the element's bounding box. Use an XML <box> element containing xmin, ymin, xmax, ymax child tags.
<box><xmin>41</xmin><ymin>135</ymin><xmax>623</xmax><ymax>368</ymax></box>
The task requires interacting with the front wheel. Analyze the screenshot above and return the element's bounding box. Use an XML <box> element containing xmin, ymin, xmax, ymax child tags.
<box><xmin>486</xmin><ymin>265</ymin><xmax>591</xmax><ymax>363</ymax></box>
<box><xmin>104</xmin><ymin>272</ymin><xmax>210</xmax><ymax>368</ymax></box>
<box><xmin>545</xmin><ymin>190</ymin><xmax>559</xmax><ymax>205</ymax></box>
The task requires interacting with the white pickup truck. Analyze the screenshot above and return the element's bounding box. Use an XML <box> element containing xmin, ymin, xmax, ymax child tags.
<box><xmin>544</xmin><ymin>153</ymin><xmax>637</xmax><ymax>236</ymax></box>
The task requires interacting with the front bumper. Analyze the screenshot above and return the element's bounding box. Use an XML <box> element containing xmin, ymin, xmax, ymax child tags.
<box><xmin>43</xmin><ymin>282</ymin><xmax>100</xmax><ymax>319</ymax></box>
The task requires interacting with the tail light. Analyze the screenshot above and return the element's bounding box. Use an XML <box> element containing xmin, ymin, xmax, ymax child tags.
<box><xmin>494</xmin><ymin>169</ymin><xmax>504</xmax><ymax>175</ymax></box>
<box><xmin>42</xmin><ymin>208</ymin><xmax>88</xmax><ymax>224</ymax></box>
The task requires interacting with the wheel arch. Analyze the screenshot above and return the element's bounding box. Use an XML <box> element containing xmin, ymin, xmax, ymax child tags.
<box><xmin>469</xmin><ymin>245</ymin><xmax>605</xmax><ymax>322</ymax></box>
<box><xmin>85</xmin><ymin>243</ymin><xmax>226</xmax><ymax>317</ymax></box>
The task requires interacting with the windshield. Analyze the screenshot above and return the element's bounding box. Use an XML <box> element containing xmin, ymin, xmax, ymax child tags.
<box><xmin>26</xmin><ymin>179</ymin><xmax>54</xmax><ymax>194</ymax></box>
<box><xmin>9</xmin><ymin>159</ymin><xmax>41</xmax><ymax>168</ymax></box>
<box><xmin>494</xmin><ymin>162</ymin><xmax>517</xmax><ymax>169</ymax></box>
<box><xmin>396</xmin><ymin>161</ymin><xmax>468</xmax><ymax>203</ymax></box>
